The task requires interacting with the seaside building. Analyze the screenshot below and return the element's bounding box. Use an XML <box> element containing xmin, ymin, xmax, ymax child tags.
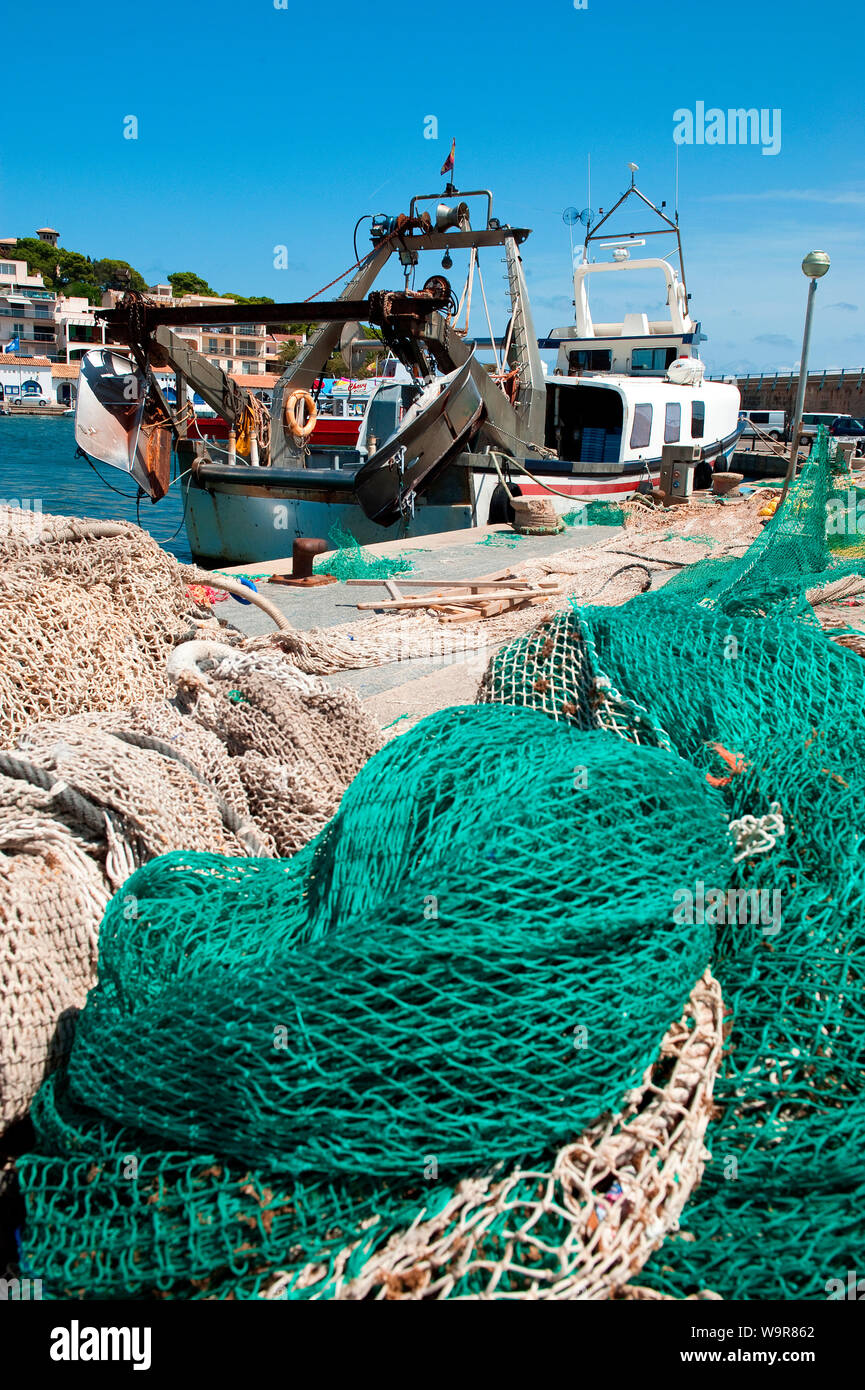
<box><xmin>51</xmin><ymin>361</ymin><xmax>81</xmax><ymax>406</ymax></box>
<box><xmin>0</xmin><ymin>355</ymin><xmax>54</xmax><ymax>406</ymax></box>
<box><xmin>55</xmin><ymin>295</ymin><xmax>107</xmax><ymax>362</ymax></box>
<box><xmin>138</xmin><ymin>286</ymin><xmax>271</xmax><ymax>376</ymax></box>
<box><xmin>0</xmin><ymin>259</ymin><xmax>57</xmax><ymax>358</ymax></box>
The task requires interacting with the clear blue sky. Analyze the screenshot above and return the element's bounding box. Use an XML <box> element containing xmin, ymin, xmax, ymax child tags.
<box><xmin>3</xmin><ymin>0</ymin><xmax>863</xmax><ymax>374</ymax></box>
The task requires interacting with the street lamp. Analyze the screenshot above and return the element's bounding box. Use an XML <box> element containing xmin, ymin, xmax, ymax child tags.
<box><xmin>781</xmin><ymin>250</ymin><xmax>830</xmax><ymax>503</ymax></box>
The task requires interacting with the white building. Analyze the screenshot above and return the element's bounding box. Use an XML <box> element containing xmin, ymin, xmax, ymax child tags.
<box><xmin>55</xmin><ymin>295</ymin><xmax>109</xmax><ymax>362</ymax></box>
<box><xmin>0</xmin><ymin>355</ymin><xmax>54</xmax><ymax>406</ymax></box>
<box><xmin>52</xmin><ymin>361</ymin><xmax>80</xmax><ymax>406</ymax></box>
<box><xmin>0</xmin><ymin>259</ymin><xmax>56</xmax><ymax>358</ymax></box>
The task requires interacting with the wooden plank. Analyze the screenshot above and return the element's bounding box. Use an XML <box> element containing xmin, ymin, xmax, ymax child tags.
<box><xmin>355</xmin><ymin>585</ymin><xmax>563</xmax><ymax>612</ymax></box>
<box><xmin>346</xmin><ymin>576</ymin><xmax>535</xmax><ymax>591</ymax></box>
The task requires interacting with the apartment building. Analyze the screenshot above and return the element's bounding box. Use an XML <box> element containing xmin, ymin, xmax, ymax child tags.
<box><xmin>55</xmin><ymin>295</ymin><xmax>111</xmax><ymax>361</ymax></box>
<box><xmin>0</xmin><ymin>258</ymin><xmax>57</xmax><ymax>357</ymax></box>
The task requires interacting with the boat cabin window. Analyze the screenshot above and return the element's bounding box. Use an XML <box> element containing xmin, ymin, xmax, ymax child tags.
<box><xmin>631</xmin><ymin>347</ymin><xmax>678</xmax><ymax>373</ymax></box>
<box><xmin>630</xmin><ymin>403</ymin><xmax>653</xmax><ymax>449</ymax></box>
<box><xmin>567</xmin><ymin>349</ymin><xmax>612</xmax><ymax>373</ymax></box>
<box><xmin>691</xmin><ymin>400</ymin><xmax>705</xmax><ymax>439</ymax></box>
<box><xmin>544</xmin><ymin>383</ymin><xmax>623</xmax><ymax>463</ymax></box>
<box><xmin>664</xmin><ymin>402</ymin><xmax>681</xmax><ymax>443</ymax></box>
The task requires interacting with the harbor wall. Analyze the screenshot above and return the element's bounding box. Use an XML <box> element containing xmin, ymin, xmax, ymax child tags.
<box><xmin>709</xmin><ymin>369</ymin><xmax>865</xmax><ymax>418</ymax></box>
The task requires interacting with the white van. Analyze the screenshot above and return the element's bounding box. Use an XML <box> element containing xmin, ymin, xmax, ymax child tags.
<box><xmin>798</xmin><ymin>412</ymin><xmax>839</xmax><ymax>442</ymax></box>
<box><xmin>739</xmin><ymin>409</ymin><xmax>786</xmax><ymax>441</ymax></box>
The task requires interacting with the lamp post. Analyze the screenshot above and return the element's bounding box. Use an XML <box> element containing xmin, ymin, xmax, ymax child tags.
<box><xmin>780</xmin><ymin>250</ymin><xmax>830</xmax><ymax>504</ymax></box>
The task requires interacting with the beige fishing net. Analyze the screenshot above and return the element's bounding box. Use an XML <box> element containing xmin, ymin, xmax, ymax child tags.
<box><xmin>0</xmin><ymin>505</ymin><xmax>384</xmax><ymax>1128</ymax></box>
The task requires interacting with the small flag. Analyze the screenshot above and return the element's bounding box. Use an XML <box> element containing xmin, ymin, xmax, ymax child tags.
<box><xmin>440</xmin><ymin>139</ymin><xmax>455</xmax><ymax>177</ymax></box>
<box><xmin>3</xmin><ymin>337</ymin><xmax>20</xmax><ymax>354</ymax></box>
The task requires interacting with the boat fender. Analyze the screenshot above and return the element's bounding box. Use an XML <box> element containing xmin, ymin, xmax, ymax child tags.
<box><xmin>284</xmin><ymin>389</ymin><xmax>318</xmax><ymax>440</ymax></box>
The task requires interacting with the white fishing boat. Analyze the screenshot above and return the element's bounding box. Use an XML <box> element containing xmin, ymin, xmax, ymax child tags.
<box><xmin>74</xmin><ymin>169</ymin><xmax>743</xmax><ymax>564</ymax></box>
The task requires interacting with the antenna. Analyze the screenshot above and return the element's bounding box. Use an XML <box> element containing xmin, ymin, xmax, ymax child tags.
<box><xmin>587</xmin><ymin>153</ymin><xmax>591</xmax><ymax>214</ymax></box>
<box><xmin>674</xmin><ymin>142</ymin><xmax>680</xmax><ymax>224</ymax></box>
<box><xmin>628</xmin><ymin>161</ymin><xmax>639</xmax><ymax>187</ymax></box>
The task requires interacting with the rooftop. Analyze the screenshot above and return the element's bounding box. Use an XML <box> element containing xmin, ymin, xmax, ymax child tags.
<box><xmin>0</xmin><ymin>356</ymin><xmax>52</xmax><ymax>366</ymax></box>
<box><xmin>230</xmin><ymin>372</ymin><xmax>279</xmax><ymax>388</ymax></box>
<box><xmin>52</xmin><ymin>363</ymin><xmax>80</xmax><ymax>378</ymax></box>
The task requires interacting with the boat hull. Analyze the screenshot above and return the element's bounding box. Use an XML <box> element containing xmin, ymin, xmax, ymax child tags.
<box><xmin>181</xmin><ymin>464</ymin><xmax>475</xmax><ymax>564</ymax></box>
<box><xmin>181</xmin><ymin>429</ymin><xmax>740</xmax><ymax>565</ymax></box>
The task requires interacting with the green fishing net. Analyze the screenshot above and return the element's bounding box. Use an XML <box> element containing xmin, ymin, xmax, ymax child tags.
<box><xmin>16</xmin><ymin>430</ymin><xmax>865</xmax><ymax>1300</ymax></box>
<box><xmin>314</xmin><ymin>521</ymin><xmax>414</xmax><ymax>581</ymax></box>
<box><xmin>480</xmin><ymin>432</ymin><xmax>865</xmax><ymax>1298</ymax></box>
<box><xmin>18</xmin><ymin>707</ymin><xmax>728</xmax><ymax>1298</ymax></box>
<box><xmin>581</xmin><ymin>501</ymin><xmax>626</xmax><ymax>526</ymax></box>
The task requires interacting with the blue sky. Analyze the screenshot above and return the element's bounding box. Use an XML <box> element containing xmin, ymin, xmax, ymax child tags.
<box><xmin>3</xmin><ymin>0</ymin><xmax>863</xmax><ymax>375</ymax></box>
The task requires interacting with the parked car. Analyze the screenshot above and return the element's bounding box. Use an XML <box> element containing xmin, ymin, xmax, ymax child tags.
<box><xmin>739</xmin><ymin>409</ymin><xmax>785</xmax><ymax>441</ymax></box>
<box><xmin>829</xmin><ymin>415</ymin><xmax>865</xmax><ymax>437</ymax></box>
<box><xmin>829</xmin><ymin>416</ymin><xmax>865</xmax><ymax>454</ymax></box>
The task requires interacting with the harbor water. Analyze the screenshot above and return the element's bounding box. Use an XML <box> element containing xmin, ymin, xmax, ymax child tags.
<box><xmin>0</xmin><ymin>415</ymin><xmax>192</xmax><ymax>562</ymax></box>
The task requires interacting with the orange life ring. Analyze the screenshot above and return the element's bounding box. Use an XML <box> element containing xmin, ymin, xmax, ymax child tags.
<box><xmin>284</xmin><ymin>389</ymin><xmax>317</xmax><ymax>440</ymax></box>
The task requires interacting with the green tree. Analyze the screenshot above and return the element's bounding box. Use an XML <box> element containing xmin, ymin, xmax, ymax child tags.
<box><xmin>56</xmin><ymin>250</ymin><xmax>95</xmax><ymax>289</ymax></box>
<box><xmin>62</xmin><ymin>280</ymin><xmax>103</xmax><ymax>305</ymax></box>
<box><xmin>167</xmin><ymin>271</ymin><xmax>217</xmax><ymax>298</ymax></box>
<box><xmin>92</xmin><ymin>258</ymin><xmax>147</xmax><ymax>292</ymax></box>
<box><xmin>277</xmin><ymin>340</ymin><xmax>300</xmax><ymax>367</ymax></box>
<box><xmin>223</xmin><ymin>293</ymin><xmax>275</xmax><ymax>305</ymax></box>
<box><xmin>9</xmin><ymin>238</ymin><xmax>61</xmax><ymax>284</ymax></box>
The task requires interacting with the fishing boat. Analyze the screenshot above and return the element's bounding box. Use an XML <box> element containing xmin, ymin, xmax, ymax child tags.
<box><xmin>74</xmin><ymin>169</ymin><xmax>742</xmax><ymax>564</ymax></box>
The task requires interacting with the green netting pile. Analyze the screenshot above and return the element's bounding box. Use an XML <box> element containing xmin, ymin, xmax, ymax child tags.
<box><xmin>314</xmin><ymin>521</ymin><xmax>414</xmax><ymax>581</ymax></box>
<box><xmin>16</xmin><ymin>430</ymin><xmax>865</xmax><ymax>1301</ymax></box>
<box><xmin>17</xmin><ymin>706</ymin><xmax>729</xmax><ymax>1298</ymax></box>
<box><xmin>581</xmin><ymin>500</ymin><xmax>626</xmax><ymax>526</ymax></box>
<box><xmin>561</xmin><ymin>501</ymin><xmax>626</xmax><ymax>528</ymax></box>
<box><xmin>480</xmin><ymin>432</ymin><xmax>865</xmax><ymax>1298</ymax></box>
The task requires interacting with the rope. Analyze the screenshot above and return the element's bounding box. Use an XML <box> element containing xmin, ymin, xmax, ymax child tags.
<box><xmin>488</xmin><ymin>450</ymin><xmax>591</xmax><ymax>503</ymax></box>
<box><xmin>475</xmin><ymin>256</ymin><xmax>501</xmax><ymax>373</ymax></box>
<box><xmin>182</xmin><ymin>566</ymin><xmax>293</xmax><ymax>632</ymax></box>
<box><xmin>728</xmin><ymin>802</ymin><xmax>786</xmax><ymax>863</ymax></box>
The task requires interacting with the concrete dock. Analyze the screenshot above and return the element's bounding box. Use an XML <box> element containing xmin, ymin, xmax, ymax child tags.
<box><xmin>211</xmin><ymin>519</ymin><xmax>620</xmax><ymax>726</ymax></box>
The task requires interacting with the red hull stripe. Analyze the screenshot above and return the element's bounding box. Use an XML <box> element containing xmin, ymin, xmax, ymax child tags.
<box><xmin>516</xmin><ymin>475</ymin><xmax>660</xmax><ymax>497</ymax></box>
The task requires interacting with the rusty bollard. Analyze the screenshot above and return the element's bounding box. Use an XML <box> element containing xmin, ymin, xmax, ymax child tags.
<box><xmin>269</xmin><ymin>537</ymin><xmax>337</xmax><ymax>587</ymax></box>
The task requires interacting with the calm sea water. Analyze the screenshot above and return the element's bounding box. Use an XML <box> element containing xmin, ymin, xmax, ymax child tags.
<box><xmin>0</xmin><ymin>415</ymin><xmax>192</xmax><ymax>562</ymax></box>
